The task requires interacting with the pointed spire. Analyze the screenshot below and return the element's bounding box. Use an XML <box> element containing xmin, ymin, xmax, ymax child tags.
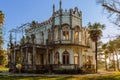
<box><xmin>10</xmin><ymin>32</ymin><xmax>12</xmax><ymax>43</ymax></box>
<box><xmin>9</xmin><ymin>32</ymin><xmax>13</xmax><ymax>48</ymax></box>
<box><xmin>53</xmin><ymin>4</ymin><xmax>55</xmax><ymax>13</ymax></box>
<box><xmin>60</xmin><ymin>0</ymin><xmax>62</xmax><ymax>10</ymax></box>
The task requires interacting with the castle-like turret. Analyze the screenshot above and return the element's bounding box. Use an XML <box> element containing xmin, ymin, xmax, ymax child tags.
<box><xmin>60</xmin><ymin>0</ymin><xmax>62</xmax><ymax>10</ymax></box>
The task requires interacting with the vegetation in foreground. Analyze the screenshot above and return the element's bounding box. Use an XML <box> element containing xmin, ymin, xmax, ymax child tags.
<box><xmin>0</xmin><ymin>72</ymin><xmax>120</xmax><ymax>80</ymax></box>
<box><xmin>0</xmin><ymin>66</ymin><xmax>9</xmax><ymax>73</ymax></box>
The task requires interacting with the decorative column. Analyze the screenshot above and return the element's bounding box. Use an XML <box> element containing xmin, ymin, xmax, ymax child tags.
<box><xmin>20</xmin><ymin>47</ymin><xmax>23</xmax><ymax>64</ymax></box>
<box><xmin>80</xmin><ymin>11</ymin><xmax>84</xmax><ymax>45</ymax></box>
<box><xmin>80</xmin><ymin>11</ymin><xmax>82</xmax><ymax>29</ymax></box>
<box><xmin>59</xmin><ymin>0</ymin><xmax>62</xmax><ymax>43</ymax></box>
<box><xmin>52</xmin><ymin>4</ymin><xmax>55</xmax><ymax>43</ymax></box>
<box><xmin>25</xmin><ymin>47</ymin><xmax>28</xmax><ymax>70</ymax></box>
<box><xmin>46</xmin><ymin>48</ymin><xmax>49</xmax><ymax>64</ymax></box>
<box><xmin>59</xmin><ymin>48</ymin><xmax>62</xmax><ymax>64</ymax></box>
<box><xmin>78</xmin><ymin>48</ymin><xmax>81</xmax><ymax>68</ymax></box>
<box><xmin>71</xmin><ymin>29</ymin><xmax>74</xmax><ymax>43</ymax></box>
<box><xmin>10</xmin><ymin>49</ymin><xmax>13</xmax><ymax>70</ymax></box>
<box><xmin>13</xmin><ymin>46</ymin><xmax>16</xmax><ymax>65</ymax></box>
<box><xmin>33</xmin><ymin>45</ymin><xmax>36</xmax><ymax>70</ymax></box>
<box><xmin>52</xmin><ymin>50</ymin><xmax>55</xmax><ymax>64</ymax></box>
<box><xmin>78</xmin><ymin>48</ymin><xmax>83</xmax><ymax>67</ymax></box>
<box><xmin>10</xmin><ymin>49</ymin><xmax>12</xmax><ymax>68</ymax></box>
<box><xmin>70</xmin><ymin>9</ymin><xmax>73</xmax><ymax>43</ymax></box>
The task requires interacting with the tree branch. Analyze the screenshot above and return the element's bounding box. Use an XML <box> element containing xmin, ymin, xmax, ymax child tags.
<box><xmin>102</xmin><ymin>3</ymin><xmax>120</xmax><ymax>14</ymax></box>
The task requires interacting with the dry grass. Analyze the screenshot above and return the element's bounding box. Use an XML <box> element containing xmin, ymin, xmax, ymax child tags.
<box><xmin>0</xmin><ymin>70</ymin><xmax>120</xmax><ymax>80</ymax></box>
<box><xmin>0</xmin><ymin>66</ymin><xmax>9</xmax><ymax>72</ymax></box>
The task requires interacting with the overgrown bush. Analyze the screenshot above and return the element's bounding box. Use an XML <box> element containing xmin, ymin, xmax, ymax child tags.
<box><xmin>0</xmin><ymin>50</ymin><xmax>8</xmax><ymax>66</ymax></box>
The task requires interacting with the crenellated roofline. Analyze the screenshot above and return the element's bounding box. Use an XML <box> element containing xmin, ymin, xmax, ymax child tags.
<box><xmin>26</xmin><ymin>0</ymin><xmax>82</xmax><ymax>31</ymax></box>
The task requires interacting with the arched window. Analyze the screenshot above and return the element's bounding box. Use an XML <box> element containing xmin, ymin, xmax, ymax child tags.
<box><xmin>54</xmin><ymin>26</ymin><xmax>59</xmax><ymax>41</ymax></box>
<box><xmin>82</xmin><ymin>29</ymin><xmax>86</xmax><ymax>45</ymax></box>
<box><xmin>31</xmin><ymin>34</ymin><xmax>36</xmax><ymax>43</ymax></box>
<box><xmin>28</xmin><ymin>53</ymin><xmax>32</xmax><ymax>64</ymax></box>
<box><xmin>54</xmin><ymin>52</ymin><xmax>59</xmax><ymax>64</ymax></box>
<box><xmin>74</xmin><ymin>26</ymin><xmax>80</xmax><ymax>43</ymax></box>
<box><xmin>62</xmin><ymin>24</ymin><xmax>69</xmax><ymax>40</ymax></box>
<box><xmin>74</xmin><ymin>53</ymin><xmax>79</xmax><ymax>64</ymax></box>
<box><xmin>62</xmin><ymin>50</ymin><xmax>69</xmax><ymax>64</ymax></box>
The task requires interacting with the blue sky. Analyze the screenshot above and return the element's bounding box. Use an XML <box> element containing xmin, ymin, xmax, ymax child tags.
<box><xmin>0</xmin><ymin>0</ymin><xmax>119</xmax><ymax>49</ymax></box>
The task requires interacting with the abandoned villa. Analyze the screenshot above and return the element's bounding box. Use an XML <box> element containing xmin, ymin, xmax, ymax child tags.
<box><xmin>8</xmin><ymin>1</ymin><xmax>95</xmax><ymax>73</ymax></box>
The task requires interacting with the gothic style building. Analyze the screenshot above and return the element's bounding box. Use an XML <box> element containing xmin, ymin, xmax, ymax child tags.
<box><xmin>9</xmin><ymin>1</ymin><xmax>95</xmax><ymax>73</ymax></box>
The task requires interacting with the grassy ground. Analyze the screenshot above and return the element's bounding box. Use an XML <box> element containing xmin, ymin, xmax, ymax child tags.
<box><xmin>0</xmin><ymin>72</ymin><xmax>120</xmax><ymax>80</ymax></box>
<box><xmin>0</xmin><ymin>66</ymin><xmax>9</xmax><ymax>72</ymax></box>
<box><xmin>0</xmin><ymin>66</ymin><xmax>120</xmax><ymax>80</ymax></box>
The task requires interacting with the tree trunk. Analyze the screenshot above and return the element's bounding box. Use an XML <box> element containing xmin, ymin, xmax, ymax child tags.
<box><xmin>115</xmin><ymin>51</ymin><xmax>119</xmax><ymax>71</ymax></box>
<box><xmin>113</xmin><ymin>52</ymin><xmax>116</xmax><ymax>71</ymax></box>
<box><xmin>95</xmin><ymin>41</ymin><xmax>98</xmax><ymax>73</ymax></box>
<box><xmin>105</xmin><ymin>55</ymin><xmax>108</xmax><ymax>71</ymax></box>
<box><xmin>108</xmin><ymin>53</ymin><xmax>111</xmax><ymax>70</ymax></box>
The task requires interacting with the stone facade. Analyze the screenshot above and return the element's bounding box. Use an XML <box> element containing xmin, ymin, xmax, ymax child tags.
<box><xmin>9</xmin><ymin>1</ymin><xmax>95</xmax><ymax>73</ymax></box>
